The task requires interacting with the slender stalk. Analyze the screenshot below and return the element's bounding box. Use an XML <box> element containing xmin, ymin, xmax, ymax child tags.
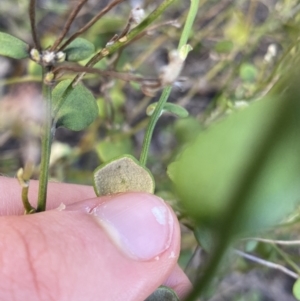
<box><xmin>29</xmin><ymin>0</ymin><xmax>41</xmax><ymax>50</ymax></box>
<box><xmin>178</xmin><ymin>0</ymin><xmax>199</xmax><ymax>49</ymax></box>
<box><xmin>50</xmin><ymin>0</ymin><xmax>88</xmax><ymax>51</ymax></box>
<box><xmin>17</xmin><ymin>166</ymin><xmax>36</xmax><ymax>214</ymax></box>
<box><xmin>37</xmin><ymin>71</ymin><xmax>53</xmax><ymax>212</ymax></box>
<box><xmin>244</xmin><ymin>237</ymin><xmax>300</xmax><ymax>246</ymax></box>
<box><xmin>272</xmin><ymin>244</ymin><xmax>300</xmax><ymax>275</ymax></box>
<box><xmin>140</xmin><ymin>86</ymin><xmax>172</xmax><ymax>165</ymax></box>
<box><xmin>234</xmin><ymin>249</ymin><xmax>298</xmax><ymax>279</ymax></box>
<box><xmin>139</xmin><ymin>0</ymin><xmax>199</xmax><ymax>166</ymax></box>
<box><xmin>58</xmin><ymin>0</ymin><xmax>125</xmax><ymax>51</ymax></box>
<box><xmin>86</xmin><ymin>0</ymin><xmax>177</xmax><ymax>67</ymax></box>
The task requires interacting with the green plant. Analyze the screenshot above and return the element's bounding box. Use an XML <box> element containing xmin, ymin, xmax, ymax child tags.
<box><xmin>2</xmin><ymin>0</ymin><xmax>300</xmax><ymax>300</ymax></box>
<box><xmin>0</xmin><ymin>0</ymin><xmax>197</xmax><ymax>300</ymax></box>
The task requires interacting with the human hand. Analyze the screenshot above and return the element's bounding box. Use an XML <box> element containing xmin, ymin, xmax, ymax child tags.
<box><xmin>0</xmin><ymin>177</ymin><xmax>192</xmax><ymax>301</ymax></box>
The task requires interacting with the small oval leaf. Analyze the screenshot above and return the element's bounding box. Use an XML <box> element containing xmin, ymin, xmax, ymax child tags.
<box><xmin>144</xmin><ymin>286</ymin><xmax>179</xmax><ymax>301</ymax></box>
<box><xmin>147</xmin><ymin>102</ymin><xmax>189</xmax><ymax>118</ymax></box>
<box><xmin>0</xmin><ymin>32</ymin><xmax>29</xmax><ymax>59</ymax></box>
<box><xmin>93</xmin><ymin>155</ymin><xmax>155</xmax><ymax>196</ymax></box>
<box><xmin>52</xmin><ymin>79</ymin><xmax>98</xmax><ymax>131</ymax></box>
<box><xmin>64</xmin><ymin>38</ymin><xmax>95</xmax><ymax>62</ymax></box>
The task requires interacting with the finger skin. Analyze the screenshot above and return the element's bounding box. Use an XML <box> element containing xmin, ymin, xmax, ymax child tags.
<box><xmin>0</xmin><ymin>177</ymin><xmax>95</xmax><ymax>215</ymax></box>
<box><xmin>0</xmin><ymin>177</ymin><xmax>192</xmax><ymax>300</ymax></box>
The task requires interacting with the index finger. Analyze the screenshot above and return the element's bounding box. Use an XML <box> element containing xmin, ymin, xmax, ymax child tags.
<box><xmin>0</xmin><ymin>176</ymin><xmax>95</xmax><ymax>215</ymax></box>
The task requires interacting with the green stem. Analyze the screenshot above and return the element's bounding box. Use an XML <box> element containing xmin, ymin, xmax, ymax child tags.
<box><xmin>272</xmin><ymin>244</ymin><xmax>300</xmax><ymax>275</ymax></box>
<box><xmin>37</xmin><ymin>71</ymin><xmax>53</xmax><ymax>212</ymax></box>
<box><xmin>140</xmin><ymin>86</ymin><xmax>172</xmax><ymax>165</ymax></box>
<box><xmin>87</xmin><ymin>0</ymin><xmax>176</xmax><ymax>67</ymax></box>
<box><xmin>178</xmin><ymin>0</ymin><xmax>199</xmax><ymax>49</ymax></box>
<box><xmin>139</xmin><ymin>0</ymin><xmax>200</xmax><ymax>166</ymax></box>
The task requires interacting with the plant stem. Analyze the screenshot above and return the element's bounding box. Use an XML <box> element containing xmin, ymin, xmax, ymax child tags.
<box><xmin>86</xmin><ymin>0</ymin><xmax>176</xmax><ymax>67</ymax></box>
<box><xmin>139</xmin><ymin>0</ymin><xmax>200</xmax><ymax>166</ymax></box>
<box><xmin>178</xmin><ymin>0</ymin><xmax>199</xmax><ymax>49</ymax></box>
<box><xmin>140</xmin><ymin>86</ymin><xmax>172</xmax><ymax>166</ymax></box>
<box><xmin>71</xmin><ymin>0</ymin><xmax>177</xmax><ymax>89</ymax></box>
<box><xmin>37</xmin><ymin>70</ymin><xmax>53</xmax><ymax>212</ymax></box>
<box><xmin>29</xmin><ymin>0</ymin><xmax>41</xmax><ymax>50</ymax></box>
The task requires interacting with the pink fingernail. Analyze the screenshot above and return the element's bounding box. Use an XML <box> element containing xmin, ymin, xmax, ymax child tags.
<box><xmin>91</xmin><ymin>193</ymin><xmax>174</xmax><ymax>261</ymax></box>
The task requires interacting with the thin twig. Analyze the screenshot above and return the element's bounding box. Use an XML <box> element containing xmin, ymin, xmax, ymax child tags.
<box><xmin>50</xmin><ymin>0</ymin><xmax>89</xmax><ymax>51</ymax></box>
<box><xmin>52</xmin><ymin>65</ymin><xmax>157</xmax><ymax>83</ymax></box>
<box><xmin>234</xmin><ymin>249</ymin><xmax>299</xmax><ymax>279</ymax></box>
<box><xmin>72</xmin><ymin>0</ymin><xmax>176</xmax><ymax>86</ymax></box>
<box><xmin>29</xmin><ymin>0</ymin><xmax>41</xmax><ymax>50</ymax></box>
<box><xmin>58</xmin><ymin>0</ymin><xmax>125</xmax><ymax>51</ymax></box>
<box><xmin>244</xmin><ymin>237</ymin><xmax>300</xmax><ymax>246</ymax></box>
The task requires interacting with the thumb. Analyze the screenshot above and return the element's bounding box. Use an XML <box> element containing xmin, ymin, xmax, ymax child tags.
<box><xmin>0</xmin><ymin>193</ymin><xmax>181</xmax><ymax>301</ymax></box>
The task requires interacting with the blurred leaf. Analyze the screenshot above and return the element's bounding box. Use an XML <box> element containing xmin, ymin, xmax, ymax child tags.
<box><xmin>0</xmin><ymin>32</ymin><xmax>29</xmax><ymax>59</ymax></box>
<box><xmin>214</xmin><ymin>40</ymin><xmax>234</xmax><ymax>54</ymax></box>
<box><xmin>93</xmin><ymin>155</ymin><xmax>154</xmax><ymax>196</ymax></box>
<box><xmin>64</xmin><ymin>38</ymin><xmax>95</xmax><ymax>62</ymax></box>
<box><xmin>174</xmin><ymin>117</ymin><xmax>203</xmax><ymax>145</ymax></box>
<box><xmin>293</xmin><ymin>278</ymin><xmax>300</xmax><ymax>300</ymax></box>
<box><xmin>239</xmin><ymin>63</ymin><xmax>258</xmax><ymax>82</ymax></box>
<box><xmin>111</xmin><ymin>86</ymin><xmax>126</xmax><ymax>108</ymax></box>
<box><xmin>96</xmin><ymin>136</ymin><xmax>133</xmax><ymax>162</ymax></box>
<box><xmin>27</xmin><ymin>60</ymin><xmax>42</xmax><ymax>76</ymax></box>
<box><xmin>52</xmin><ymin>79</ymin><xmax>98</xmax><ymax>131</ymax></box>
<box><xmin>224</xmin><ymin>12</ymin><xmax>249</xmax><ymax>47</ymax></box>
<box><xmin>194</xmin><ymin>226</ymin><xmax>214</xmax><ymax>252</ymax></box>
<box><xmin>168</xmin><ymin>79</ymin><xmax>300</xmax><ymax>235</ymax></box>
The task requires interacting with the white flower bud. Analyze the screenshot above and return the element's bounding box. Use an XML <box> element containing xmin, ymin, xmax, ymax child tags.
<box><xmin>131</xmin><ymin>6</ymin><xmax>145</xmax><ymax>24</ymax></box>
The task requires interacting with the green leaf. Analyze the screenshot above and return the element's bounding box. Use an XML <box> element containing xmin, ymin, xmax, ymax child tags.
<box><xmin>293</xmin><ymin>278</ymin><xmax>300</xmax><ymax>300</ymax></box>
<box><xmin>145</xmin><ymin>286</ymin><xmax>179</xmax><ymax>301</ymax></box>
<box><xmin>27</xmin><ymin>60</ymin><xmax>42</xmax><ymax>76</ymax></box>
<box><xmin>168</xmin><ymin>80</ymin><xmax>300</xmax><ymax>235</ymax></box>
<box><xmin>0</xmin><ymin>32</ymin><xmax>29</xmax><ymax>59</ymax></box>
<box><xmin>93</xmin><ymin>155</ymin><xmax>155</xmax><ymax>196</ymax></box>
<box><xmin>147</xmin><ymin>102</ymin><xmax>189</xmax><ymax>118</ymax></box>
<box><xmin>64</xmin><ymin>38</ymin><xmax>95</xmax><ymax>62</ymax></box>
<box><xmin>214</xmin><ymin>40</ymin><xmax>234</xmax><ymax>54</ymax></box>
<box><xmin>96</xmin><ymin>136</ymin><xmax>133</xmax><ymax>162</ymax></box>
<box><xmin>174</xmin><ymin>117</ymin><xmax>203</xmax><ymax>145</ymax></box>
<box><xmin>239</xmin><ymin>63</ymin><xmax>258</xmax><ymax>82</ymax></box>
<box><xmin>52</xmin><ymin>79</ymin><xmax>98</xmax><ymax>131</ymax></box>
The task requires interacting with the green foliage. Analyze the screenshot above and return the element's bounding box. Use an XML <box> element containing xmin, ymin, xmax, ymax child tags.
<box><xmin>52</xmin><ymin>79</ymin><xmax>98</xmax><ymax>131</ymax></box>
<box><xmin>147</xmin><ymin>102</ymin><xmax>189</xmax><ymax>118</ymax></box>
<box><xmin>96</xmin><ymin>136</ymin><xmax>133</xmax><ymax>162</ymax></box>
<box><xmin>293</xmin><ymin>278</ymin><xmax>300</xmax><ymax>300</ymax></box>
<box><xmin>0</xmin><ymin>32</ymin><xmax>29</xmax><ymax>59</ymax></box>
<box><xmin>93</xmin><ymin>155</ymin><xmax>155</xmax><ymax>196</ymax></box>
<box><xmin>64</xmin><ymin>38</ymin><xmax>95</xmax><ymax>62</ymax></box>
<box><xmin>239</xmin><ymin>63</ymin><xmax>258</xmax><ymax>82</ymax></box>
<box><xmin>168</xmin><ymin>80</ymin><xmax>300</xmax><ymax>236</ymax></box>
<box><xmin>214</xmin><ymin>40</ymin><xmax>234</xmax><ymax>54</ymax></box>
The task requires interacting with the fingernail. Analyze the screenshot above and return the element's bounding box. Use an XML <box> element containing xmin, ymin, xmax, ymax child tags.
<box><xmin>91</xmin><ymin>193</ymin><xmax>174</xmax><ymax>261</ymax></box>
